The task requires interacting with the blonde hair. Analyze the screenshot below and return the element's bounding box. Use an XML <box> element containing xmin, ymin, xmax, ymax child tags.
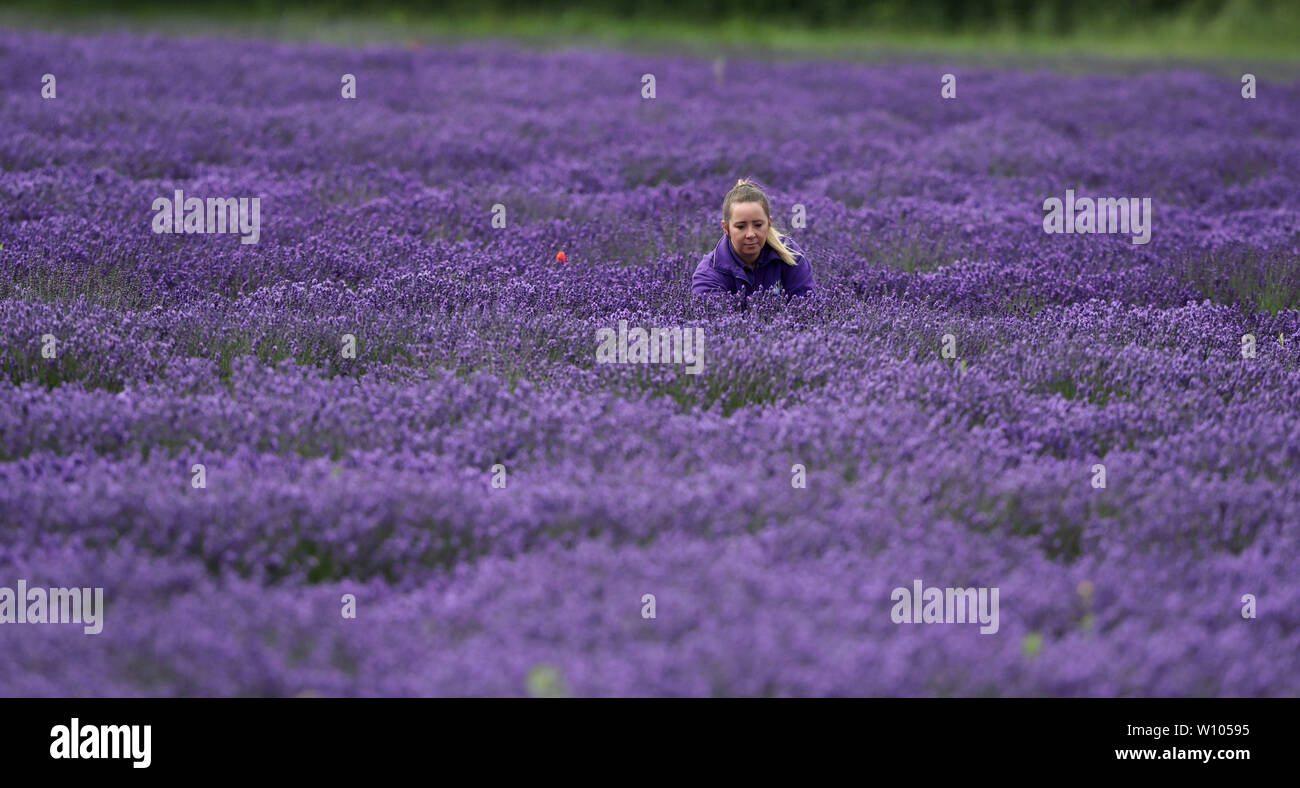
<box><xmin>722</xmin><ymin>178</ymin><xmax>801</xmax><ymax>266</ymax></box>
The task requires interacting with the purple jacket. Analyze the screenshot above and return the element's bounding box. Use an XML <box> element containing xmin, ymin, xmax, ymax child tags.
<box><xmin>691</xmin><ymin>233</ymin><xmax>815</xmax><ymax>299</ymax></box>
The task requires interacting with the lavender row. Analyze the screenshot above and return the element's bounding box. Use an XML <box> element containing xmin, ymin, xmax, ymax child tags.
<box><xmin>1</xmin><ymin>538</ymin><xmax>1295</xmax><ymax>697</ymax></box>
<box><xmin>2</xmin><ymin>432</ymin><xmax>1295</xmax><ymax>588</ymax></box>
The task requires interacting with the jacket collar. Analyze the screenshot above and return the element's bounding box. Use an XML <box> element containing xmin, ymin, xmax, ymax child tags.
<box><xmin>714</xmin><ymin>234</ymin><xmax>774</xmax><ymax>278</ymax></box>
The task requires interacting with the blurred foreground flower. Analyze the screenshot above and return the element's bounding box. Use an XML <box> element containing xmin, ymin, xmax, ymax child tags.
<box><xmin>526</xmin><ymin>664</ymin><xmax>570</xmax><ymax>698</ymax></box>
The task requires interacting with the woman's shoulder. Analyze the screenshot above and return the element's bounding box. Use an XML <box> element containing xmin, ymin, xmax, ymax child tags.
<box><xmin>694</xmin><ymin>246</ymin><xmax>721</xmax><ymax>276</ymax></box>
<box><xmin>699</xmin><ymin>235</ymin><xmax>731</xmax><ymax>266</ymax></box>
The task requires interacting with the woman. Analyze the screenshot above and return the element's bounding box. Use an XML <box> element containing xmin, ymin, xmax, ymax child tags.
<box><xmin>692</xmin><ymin>179</ymin><xmax>815</xmax><ymax>300</ymax></box>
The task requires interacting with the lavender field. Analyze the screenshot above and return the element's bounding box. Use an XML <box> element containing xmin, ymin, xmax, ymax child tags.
<box><xmin>1</xmin><ymin>29</ymin><xmax>1299</xmax><ymax>697</ymax></box>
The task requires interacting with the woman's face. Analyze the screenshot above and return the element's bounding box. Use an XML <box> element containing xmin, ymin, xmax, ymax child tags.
<box><xmin>722</xmin><ymin>201</ymin><xmax>768</xmax><ymax>265</ymax></box>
